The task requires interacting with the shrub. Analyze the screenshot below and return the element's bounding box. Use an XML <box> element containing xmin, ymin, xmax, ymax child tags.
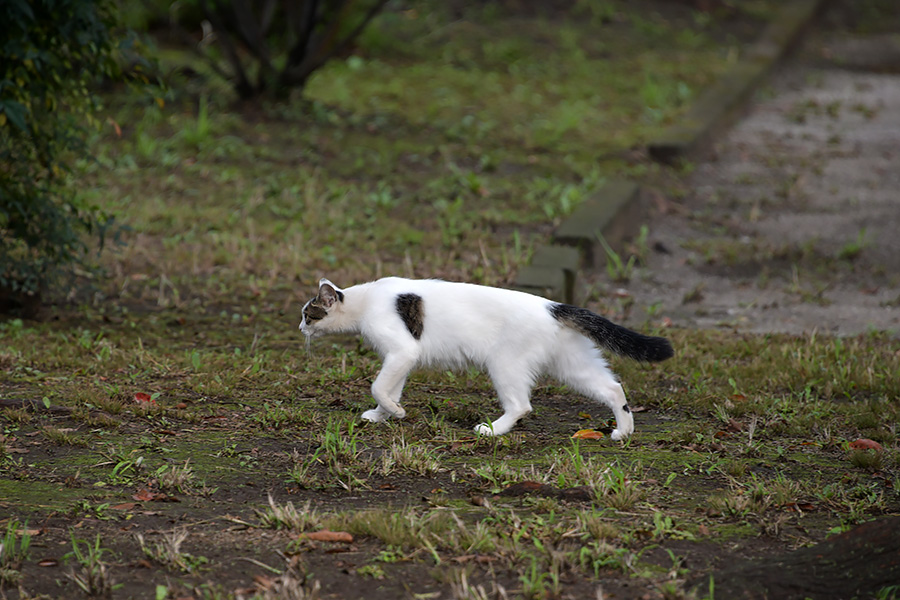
<box><xmin>0</xmin><ymin>0</ymin><xmax>123</xmax><ymax>314</ymax></box>
<box><xmin>188</xmin><ymin>0</ymin><xmax>390</xmax><ymax>99</ymax></box>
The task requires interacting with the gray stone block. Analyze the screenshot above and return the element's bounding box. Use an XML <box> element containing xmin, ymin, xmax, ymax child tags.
<box><xmin>530</xmin><ymin>245</ymin><xmax>580</xmax><ymax>302</ymax></box>
<box><xmin>513</xmin><ymin>265</ymin><xmax>568</xmax><ymax>302</ymax></box>
<box><xmin>553</xmin><ymin>180</ymin><xmax>641</xmax><ymax>268</ymax></box>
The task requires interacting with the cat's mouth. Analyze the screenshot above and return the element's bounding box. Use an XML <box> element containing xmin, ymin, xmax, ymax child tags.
<box><xmin>299</xmin><ymin>324</ymin><xmax>320</xmax><ymax>339</ymax></box>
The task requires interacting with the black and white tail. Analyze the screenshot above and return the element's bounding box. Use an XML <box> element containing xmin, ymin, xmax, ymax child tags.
<box><xmin>549</xmin><ymin>303</ymin><xmax>674</xmax><ymax>362</ymax></box>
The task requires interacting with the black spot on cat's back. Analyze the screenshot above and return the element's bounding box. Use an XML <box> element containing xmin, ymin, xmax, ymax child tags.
<box><xmin>396</xmin><ymin>294</ymin><xmax>424</xmax><ymax>340</ymax></box>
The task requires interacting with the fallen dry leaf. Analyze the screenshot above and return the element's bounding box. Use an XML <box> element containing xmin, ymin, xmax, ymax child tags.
<box><xmin>451</xmin><ymin>554</ymin><xmax>497</xmax><ymax>564</ymax></box>
<box><xmin>110</xmin><ymin>502</ymin><xmax>137</xmax><ymax>511</ymax></box>
<box><xmin>253</xmin><ymin>574</ymin><xmax>276</xmax><ymax>589</ymax></box>
<box><xmin>300</xmin><ymin>530</ymin><xmax>353</xmax><ymax>543</ymax></box>
<box><xmin>572</xmin><ymin>429</ymin><xmax>604</xmax><ymax>440</ymax></box>
<box><xmin>107</xmin><ymin>116</ymin><xmax>122</xmax><ymax>137</ymax></box>
<box><xmin>132</xmin><ymin>488</ymin><xmax>179</xmax><ymax>503</ymax></box>
<box><xmin>132</xmin><ymin>488</ymin><xmax>154</xmax><ymax>502</ymax></box>
<box><xmin>133</xmin><ymin>392</ymin><xmax>156</xmax><ymax>405</ymax></box>
<box><xmin>849</xmin><ymin>438</ymin><xmax>883</xmax><ymax>452</ymax></box>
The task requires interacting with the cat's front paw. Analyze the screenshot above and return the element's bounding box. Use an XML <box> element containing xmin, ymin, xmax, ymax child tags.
<box><xmin>474</xmin><ymin>423</ymin><xmax>497</xmax><ymax>436</ymax></box>
<box><xmin>361</xmin><ymin>408</ymin><xmax>388</xmax><ymax>423</ymax></box>
<box><xmin>610</xmin><ymin>429</ymin><xmax>630</xmax><ymax>442</ymax></box>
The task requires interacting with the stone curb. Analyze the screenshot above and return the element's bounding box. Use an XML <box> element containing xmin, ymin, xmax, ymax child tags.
<box><xmin>513</xmin><ymin>0</ymin><xmax>825</xmax><ymax>303</ymax></box>
<box><xmin>513</xmin><ymin>179</ymin><xmax>641</xmax><ymax>303</ymax></box>
<box><xmin>648</xmin><ymin>0</ymin><xmax>825</xmax><ymax>163</ymax></box>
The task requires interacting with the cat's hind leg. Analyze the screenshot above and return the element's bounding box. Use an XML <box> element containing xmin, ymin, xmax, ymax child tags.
<box><xmin>364</xmin><ymin>351</ymin><xmax>415</xmax><ymax>422</ymax></box>
<box><xmin>475</xmin><ymin>363</ymin><xmax>534</xmax><ymax>436</ymax></box>
<box><xmin>553</xmin><ymin>342</ymin><xmax>634</xmax><ymax>441</ymax></box>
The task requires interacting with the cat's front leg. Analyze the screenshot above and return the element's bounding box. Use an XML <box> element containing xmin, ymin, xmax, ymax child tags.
<box><xmin>361</xmin><ymin>406</ymin><xmax>390</xmax><ymax>423</ymax></box>
<box><xmin>476</xmin><ymin>365</ymin><xmax>533</xmax><ymax>436</ymax></box>
<box><xmin>367</xmin><ymin>352</ymin><xmax>415</xmax><ymax>421</ymax></box>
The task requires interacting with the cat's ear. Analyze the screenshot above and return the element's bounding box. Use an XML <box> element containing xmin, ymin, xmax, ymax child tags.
<box><xmin>317</xmin><ymin>278</ymin><xmax>344</xmax><ymax>308</ymax></box>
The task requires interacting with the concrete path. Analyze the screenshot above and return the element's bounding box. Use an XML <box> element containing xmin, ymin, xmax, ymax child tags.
<box><xmin>599</xmin><ymin>12</ymin><xmax>900</xmax><ymax>337</ymax></box>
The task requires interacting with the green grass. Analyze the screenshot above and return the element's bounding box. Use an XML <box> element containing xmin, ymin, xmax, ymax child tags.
<box><xmin>5</xmin><ymin>1</ymin><xmax>898</xmax><ymax>597</ymax></box>
<box><xmin>2</xmin><ymin>312</ymin><xmax>897</xmax><ymax>595</ymax></box>
<box><xmin>71</xmin><ymin>1</ymin><xmax>743</xmax><ymax>308</ymax></box>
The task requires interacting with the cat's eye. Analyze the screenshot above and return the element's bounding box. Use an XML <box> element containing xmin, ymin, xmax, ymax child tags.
<box><xmin>303</xmin><ymin>301</ymin><xmax>328</xmax><ymax>323</ymax></box>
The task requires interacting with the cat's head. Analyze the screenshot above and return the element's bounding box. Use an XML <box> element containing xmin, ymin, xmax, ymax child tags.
<box><xmin>299</xmin><ymin>278</ymin><xmax>344</xmax><ymax>338</ymax></box>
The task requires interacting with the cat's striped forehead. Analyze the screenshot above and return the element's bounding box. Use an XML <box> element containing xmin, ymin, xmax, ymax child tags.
<box><xmin>302</xmin><ymin>298</ymin><xmax>329</xmax><ymax>323</ymax></box>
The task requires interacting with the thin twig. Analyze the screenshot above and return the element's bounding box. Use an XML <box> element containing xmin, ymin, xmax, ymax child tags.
<box><xmin>237</xmin><ymin>557</ymin><xmax>283</xmax><ymax>574</ymax></box>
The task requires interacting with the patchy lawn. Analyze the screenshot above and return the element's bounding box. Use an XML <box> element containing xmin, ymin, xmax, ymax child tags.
<box><xmin>2</xmin><ymin>316</ymin><xmax>898</xmax><ymax>598</ymax></box>
<box><xmin>3</xmin><ymin>1</ymin><xmax>899</xmax><ymax>599</ymax></box>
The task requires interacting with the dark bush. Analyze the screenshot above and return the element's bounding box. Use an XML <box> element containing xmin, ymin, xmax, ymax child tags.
<box><xmin>187</xmin><ymin>0</ymin><xmax>390</xmax><ymax>100</ymax></box>
<box><xmin>1</xmin><ymin>0</ymin><xmax>124</xmax><ymax>315</ymax></box>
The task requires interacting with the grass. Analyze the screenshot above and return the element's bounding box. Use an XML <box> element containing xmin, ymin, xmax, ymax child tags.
<box><xmin>1</xmin><ymin>320</ymin><xmax>898</xmax><ymax>595</ymax></box>
<box><xmin>0</xmin><ymin>520</ymin><xmax>31</xmax><ymax>587</ymax></box>
<box><xmin>136</xmin><ymin>529</ymin><xmax>208</xmax><ymax>574</ymax></box>
<box><xmin>3</xmin><ymin>1</ymin><xmax>899</xmax><ymax>597</ymax></box>
<box><xmin>71</xmin><ymin>1</ymin><xmax>744</xmax><ymax>309</ymax></box>
<box><xmin>67</xmin><ymin>533</ymin><xmax>117</xmax><ymax>597</ymax></box>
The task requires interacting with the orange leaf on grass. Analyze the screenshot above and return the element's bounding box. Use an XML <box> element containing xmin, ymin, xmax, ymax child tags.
<box><xmin>134</xmin><ymin>392</ymin><xmax>156</xmax><ymax>405</ymax></box>
<box><xmin>572</xmin><ymin>429</ymin><xmax>604</xmax><ymax>440</ymax></box>
<box><xmin>300</xmin><ymin>530</ymin><xmax>353</xmax><ymax>543</ymax></box>
<box><xmin>107</xmin><ymin>117</ymin><xmax>122</xmax><ymax>137</ymax></box>
<box><xmin>849</xmin><ymin>438</ymin><xmax>883</xmax><ymax>452</ymax></box>
<box><xmin>132</xmin><ymin>488</ymin><xmax>155</xmax><ymax>502</ymax></box>
<box><xmin>132</xmin><ymin>488</ymin><xmax>178</xmax><ymax>502</ymax></box>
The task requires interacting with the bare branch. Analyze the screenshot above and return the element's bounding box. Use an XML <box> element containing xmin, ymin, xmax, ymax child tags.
<box><xmin>259</xmin><ymin>0</ymin><xmax>278</xmax><ymax>36</ymax></box>
<box><xmin>229</xmin><ymin>0</ymin><xmax>276</xmax><ymax>90</ymax></box>
<box><xmin>199</xmin><ymin>0</ymin><xmax>255</xmax><ymax>98</ymax></box>
<box><xmin>286</xmin><ymin>0</ymin><xmax>321</xmax><ymax>70</ymax></box>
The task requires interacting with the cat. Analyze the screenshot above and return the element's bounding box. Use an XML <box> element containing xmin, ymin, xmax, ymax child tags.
<box><xmin>299</xmin><ymin>277</ymin><xmax>673</xmax><ymax>440</ymax></box>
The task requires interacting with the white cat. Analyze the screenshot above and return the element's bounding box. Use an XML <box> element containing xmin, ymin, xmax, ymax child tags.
<box><xmin>299</xmin><ymin>277</ymin><xmax>673</xmax><ymax>440</ymax></box>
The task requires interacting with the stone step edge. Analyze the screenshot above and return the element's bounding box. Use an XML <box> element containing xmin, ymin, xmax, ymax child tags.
<box><xmin>513</xmin><ymin>179</ymin><xmax>640</xmax><ymax>303</ymax></box>
<box><xmin>648</xmin><ymin>0</ymin><xmax>826</xmax><ymax>164</ymax></box>
<box><xmin>513</xmin><ymin>0</ymin><xmax>826</xmax><ymax>303</ymax></box>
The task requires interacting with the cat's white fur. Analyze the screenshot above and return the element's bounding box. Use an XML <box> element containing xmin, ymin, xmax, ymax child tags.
<box><xmin>300</xmin><ymin>277</ymin><xmax>656</xmax><ymax>440</ymax></box>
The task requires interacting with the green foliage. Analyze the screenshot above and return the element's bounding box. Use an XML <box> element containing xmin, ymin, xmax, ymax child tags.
<box><xmin>0</xmin><ymin>0</ymin><xmax>122</xmax><ymax>304</ymax></box>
